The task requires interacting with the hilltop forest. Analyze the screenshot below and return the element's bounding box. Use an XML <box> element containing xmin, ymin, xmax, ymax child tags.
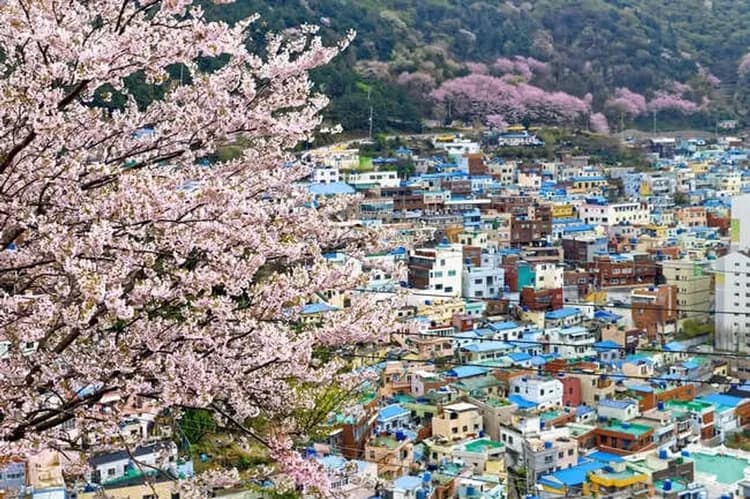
<box><xmin>200</xmin><ymin>0</ymin><xmax>750</xmax><ymax>133</ymax></box>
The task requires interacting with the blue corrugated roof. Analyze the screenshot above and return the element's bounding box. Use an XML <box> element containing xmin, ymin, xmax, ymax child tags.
<box><xmin>393</xmin><ymin>475</ymin><xmax>423</xmax><ymax>491</ymax></box>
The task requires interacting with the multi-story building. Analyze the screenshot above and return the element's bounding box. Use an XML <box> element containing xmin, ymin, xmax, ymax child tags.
<box><xmin>661</xmin><ymin>259</ymin><xmax>713</xmax><ymax>330</ymax></box>
<box><xmin>508</xmin><ymin>375</ymin><xmax>563</xmax><ymax>410</ymax></box>
<box><xmin>432</xmin><ymin>402</ymin><xmax>484</xmax><ymax>441</ymax></box>
<box><xmin>591</xmin><ymin>420</ymin><xmax>655</xmax><ymax>455</ymax></box>
<box><xmin>523</xmin><ymin>436</ymin><xmax>578</xmax><ymax>485</ymax></box>
<box><xmin>631</xmin><ymin>285</ymin><xmax>678</xmax><ymax>341</ymax></box>
<box><xmin>310</xmin><ymin>165</ymin><xmax>341</xmax><ymax>183</ymax></box>
<box><xmin>715</xmin><ymin>250</ymin><xmax>750</xmax><ymax>352</ymax></box>
<box><xmin>364</xmin><ymin>435</ymin><xmax>414</xmax><ymax>478</ymax></box>
<box><xmin>579</xmin><ymin>197</ymin><xmax>649</xmax><ymax>227</ymax></box>
<box><xmin>462</xmin><ymin>257</ymin><xmax>504</xmax><ymax>299</ymax></box>
<box><xmin>407</xmin><ymin>242</ymin><xmax>463</xmax><ymax>297</ymax></box>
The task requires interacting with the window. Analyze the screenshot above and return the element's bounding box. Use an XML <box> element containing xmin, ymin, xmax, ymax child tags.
<box><xmin>447</xmin><ymin>270</ymin><xmax>456</xmax><ymax>277</ymax></box>
<box><xmin>107</xmin><ymin>468</ymin><xmax>116</xmax><ymax>477</ymax></box>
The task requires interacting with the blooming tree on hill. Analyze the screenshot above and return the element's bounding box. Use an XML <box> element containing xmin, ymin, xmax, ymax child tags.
<box><xmin>0</xmin><ymin>0</ymin><xmax>398</xmax><ymax>494</ymax></box>
<box><xmin>605</xmin><ymin>87</ymin><xmax>648</xmax><ymax>131</ymax></box>
<box><xmin>431</xmin><ymin>73</ymin><xmax>589</xmax><ymax>124</ymax></box>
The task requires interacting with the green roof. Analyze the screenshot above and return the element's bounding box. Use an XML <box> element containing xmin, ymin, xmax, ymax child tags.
<box><xmin>653</xmin><ymin>479</ymin><xmax>687</xmax><ymax>493</ymax></box>
<box><xmin>605</xmin><ymin>420</ymin><xmax>652</xmax><ymax>437</ymax></box>
<box><xmin>462</xmin><ymin>438</ymin><xmax>504</xmax><ymax>453</ymax></box>
<box><xmin>692</xmin><ymin>452</ymin><xmax>750</xmax><ymax>485</ymax></box>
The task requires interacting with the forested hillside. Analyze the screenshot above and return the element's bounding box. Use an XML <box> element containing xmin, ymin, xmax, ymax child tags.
<box><xmin>202</xmin><ymin>0</ymin><xmax>750</xmax><ymax>133</ymax></box>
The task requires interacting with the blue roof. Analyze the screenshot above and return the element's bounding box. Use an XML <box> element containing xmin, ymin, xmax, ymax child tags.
<box><xmin>489</xmin><ymin>321</ymin><xmax>520</xmax><ymax>331</ymax></box>
<box><xmin>530</xmin><ymin>355</ymin><xmax>548</xmax><ymax>367</ymax></box>
<box><xmin>545</xmin><ymin>307</ymin><xmax>581</xmax><ymax>320</ymax></box>
<box><xmin>308</xmin><ymin>182</ymin><xmax>355</xmax><ymax>195</ymax></box>
<box><xmin>508</xmin><ymin>394</ymin><xmax>538</xmax><ymax>409</ymax></box>
<box><xmin>594</xmin><ymin>310</ymin><xmax>623</xmax><ymax>323</ymax></box>
<box><xmin>576</xmin><ymin>405</ymin><xmax>594</xmax><ymax>416</ymax></box>
<box><xmin>301</xmin><ymin>303</ymin><xmax>338</xmax><ymax>314</ymax></box>
<box><xmin>663</xmin><ymin>341</ymin><xmax>687</xmax><ymax>352</ymax></box>
<box><xmin>508</xmin><ymin>352</ymin><xmax>532</xmax><ymax>362</ymax></box>
<box><xmin>700</xmin><ymin>393</ymin><xmax>744</xmax><ymax>409</ymax></box>
<box><xmin>681</xmin><ymin>360</ymin><xmax>700</xmax><ymax>370</ymax></box>
<box><xmin>627</xmin><ymin>384</ymin><xmax>654</xmax><ymax>393</ymax></box>
<box><xmin>461</xmin><ymin>341</ymin><xmax>513</xmax><ymax>353</ymax></box>
<box><xmin>598</xmin><ymin>398</ymin><xmax>634</xmax><ymax>409</ymax></box>
<box><xmin>587</xmin><ymin>451</ymin><xmax>625</xmax><ymax>464</ymax></box>
<box><xmin>539</xmin><ymin>460</ymin><xmax>604</xmax><ymax>487</ymax></box>
<box><xmin>378</xmin><ymin>404</ymin><xmax>409</xmax><ymax>422</ymax></box>
<box><xmin>594</xmin><ymin>340</ymin><xmax>621</xmax><ymax>352</ymax></box>
<box><xmin>393</xmin><ymin>475</ymin><xmax>423</xmax><ymax>491</ymax></box>
<box><xmin>445</xmin><ymin>366</ymin><xmax>489</xmax><ymax>379</ymax></box>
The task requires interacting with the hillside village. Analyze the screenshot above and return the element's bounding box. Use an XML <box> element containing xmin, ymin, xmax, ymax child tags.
<box><xmin>7</xmin><ymin>128</ymin><xmax>750</xmax><ymax>499</ymax></box>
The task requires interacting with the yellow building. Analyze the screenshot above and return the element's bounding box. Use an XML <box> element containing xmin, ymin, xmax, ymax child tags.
<box><xmin>432</xmin><ymin>402</ymin><xmax>483</xmax><ymax>441</ymax></box>
<box><xmin>417</xmin><ymin>299</ymin><xmax>465</xmax><ymax>324</ymax></box>
<box><xmin>551</xmin><ymin>204</ymin><xmax>575</xmax><ymax>219</ymax></box>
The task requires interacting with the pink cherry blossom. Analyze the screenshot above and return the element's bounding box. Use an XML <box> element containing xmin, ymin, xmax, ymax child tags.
<box><xmin>466</xmin><ymin>62</ymin><xmax>489</xmax><ymax>75</ymax></box>
<box><xmin>431</xmin><ymin>74</ymin><xmax>589</xmax><ymax>123</ymax></box>
<box><xmin>605</xmin><ymin>87</ymin><xmax>648</xmax><ymax>117</ymax></box>
<box><xmin>0</xmin><ymin>0</ymin><xmax>403</xmax><ymax>492</ymax></box>
<box><xmin>647</xmin><ymin>91</ymin><xmax>699</xmax><ymax>113</ymax></box>
<box><xmin>590</xmin><ymin>113</ymin><xmax>610</xmax><ymax>134</ymax></box>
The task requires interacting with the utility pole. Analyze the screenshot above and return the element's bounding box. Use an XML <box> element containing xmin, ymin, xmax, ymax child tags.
<box><xmin>367</xmin><ymin>86</ymin><xmax>373</xmax><ymax>140</ymax></box>
<box><xmin>652</xmin><ymin>110</ymin><xmax>657</xmax><ymax>135</ymax></box>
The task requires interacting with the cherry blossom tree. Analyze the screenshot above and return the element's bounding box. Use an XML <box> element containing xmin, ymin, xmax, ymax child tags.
<box><xmin>0</xmin><ymin>0</ymin><xmax>400</xmax><ymax>494</ymax></box>
<box><xmin>589</xmin><ymin>113</ymin><xmax>610</xmax><ymax>135</ymax></box>
<box><xmin>605</xmin><ymin>87</ymin><xmax>647</xmax><ymax>131</ymax></box>
<box><xmin>431</xmin><ymin>74</ymin><xmax>589</xmax><ymax>124</ymax></box>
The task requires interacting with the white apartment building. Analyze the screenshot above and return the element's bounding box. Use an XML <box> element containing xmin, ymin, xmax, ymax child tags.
<box><xmin>715</xmin><ymin>250</ymin><xmax>750</xmax><ymax>352</ymax></box>
<box><xmin>463</xmin><ymin>265</ymin><xmax>504</xmax><ymax>299</ymax></box>
<box><xmin>408</xmin><ymin>242</ymin><xmax>464</xmax><ymax>297</ymax></box>
<box><xmin>310</xmin><ymin>165</ymin><xmax>341</xmax><ymax>184</ymax></box>
<box><xmin>548</xmin><ymin>326</ymin><xmax>596</xmax><ymax>358</ymax></box>
<box><xmin>579</xmin><ymin>199</ymin><xmax>649</xmax><ymax>226</ymax></box>
<box><xmin>533</xmin><ymin>263</ymin><xmax>564</xmax><ymax>290</ymax></box>
<box><xmin>731</xmin><ymin>192</ymin><xmax>750</xmax><ymax>251</ymax></box>
<box><xmin>345</xmin><ymin>170</ymin><xmax>400</xmax><ymax>189</ymax></box>
<box><xmin>509</xmin><ymin>376</ymin><xmax>563</xmax><ymax>410</ymax></box>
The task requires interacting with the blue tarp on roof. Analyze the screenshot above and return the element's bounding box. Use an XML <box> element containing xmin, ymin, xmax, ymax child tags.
<box><xmin>576</xmin><ymin>405</ymin><xmax>594</xmax><ymax>416</ymax></box>
<box><xmin>445</xmin><ymin>366</ymin><xmax>488</xmax><ymax>379</ymax></box>
<box><xmin>663</xmin><ymin>341</ymin><xmax>687</xmax><ymax>352</ymax></box>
